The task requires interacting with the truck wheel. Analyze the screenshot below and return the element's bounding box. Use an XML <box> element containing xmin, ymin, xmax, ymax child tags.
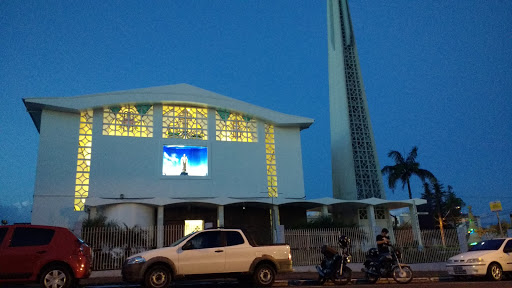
<box><xmin>487</xmin><ymin>263</ymin><xmax>503</xmax><ymax>281</ymax></box>
<box><xmin>145</xmin><ymin>265</ymin><xmax>171</xmax><ymax>288</ymax></box>
<box><xmin>40</xmin><ymin>265</ymin><xmax>73</xmax><ymax>288</ymax></box>
<box><xmin>253</xmin><ymin>264</ymin><xmax>275</xmax><ymax>287</ymax></box>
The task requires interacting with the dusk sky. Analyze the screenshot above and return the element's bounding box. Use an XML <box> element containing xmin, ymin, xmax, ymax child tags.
<box><xmin>1</xmin><ymin>1</ymin><xmax>511</xmax><ymax>224</ymax></box>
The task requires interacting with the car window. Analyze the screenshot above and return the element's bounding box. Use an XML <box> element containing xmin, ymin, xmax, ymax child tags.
<box><xmin>10</xmin><ymin>227</ymin><xmax>55</xmax><ymax>247</ymax></box>
<box><xmin>504</xmin><ymin>240</ymin><xmax>512</xmax><ymax>251</ymax></box>
<box><xmin>225</xmin><ymin>231</ymin><xmax>245</xmax><ymax>246</ymax></box>
<box><xmin>0</xmin><ymin>227</ymin><xmax>7</xmax><ymax>244</ymax></box>
<box><xmin>469</xmin><ymin>239</ymin><xmax>505</xmax><ymax>251</ymax></box>
<box><xmin>170</xmin><ymin>232</ymin><xmax>197</xmax><ymax>247</ymax></box>
<box><xmin>188</xmin><ymin>231</ymin><xmax>222</xmax><ymax>249</ymax></box>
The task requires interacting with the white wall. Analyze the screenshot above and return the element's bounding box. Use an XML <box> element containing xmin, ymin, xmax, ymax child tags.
<box><xmin>32</xmin><ymin>104</ymin><xmax>308</xmax><ymax>228</ymax></box>
<box><xmin>104</xmin><ymin>204</ymin><xmax>155</xmax><ymax>227</ymax></box>
<box><xmin>32</xmin><ymin>110</ymin><xmax>85</xmax><ymax>227</ymax></box>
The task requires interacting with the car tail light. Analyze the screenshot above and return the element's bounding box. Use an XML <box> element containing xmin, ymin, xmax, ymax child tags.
<box><xmin>288</xmin><ymin>253</ymin><xmax>292</xmax><ymax>261</ymax></box>
<box><xmin>76</xmin><ymin>240</ymin><xmax>90</xmax><ymax>256</ymax></box>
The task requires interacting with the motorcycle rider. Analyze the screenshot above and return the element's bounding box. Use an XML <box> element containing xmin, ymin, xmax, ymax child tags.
<box><xmin>376</xmin><ymin>228</ymin><xmax>392</xmax><ymax>262</ymax></box>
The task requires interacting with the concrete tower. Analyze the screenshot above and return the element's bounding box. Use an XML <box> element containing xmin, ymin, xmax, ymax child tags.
<box><xmin>327</xmin><ymin>0</ymin><xmax>386</xmax><ymax>200</ymax></box>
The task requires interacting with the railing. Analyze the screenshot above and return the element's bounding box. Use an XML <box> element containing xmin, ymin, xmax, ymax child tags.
<box><xmin>82</xmin><ymin>226</ymin><xmax>463</xmax><ymax>270</ymax></box>
<box><xmin>82</xmin><ymin>225</ymin><xmax>184</xmax><ymax>271</ymax></box>
<box><xmin>284</xmin><ymin>228</ymin><xmax>462</xmax><ymax>266</ymax></box>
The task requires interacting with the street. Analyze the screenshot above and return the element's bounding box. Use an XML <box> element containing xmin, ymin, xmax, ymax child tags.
<box><xmin>2</xmin><ymin>279</ymin><xmax>512</xmax><ymax>288</ymax></box>
<box><xmin>77</xmin><ymin>279</ymin><xmax>512</xmax><ymax>288</ymax></box>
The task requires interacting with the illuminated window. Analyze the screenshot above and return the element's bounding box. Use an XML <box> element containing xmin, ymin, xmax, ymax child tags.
<box><xmin>216</xmin><ymin>110</ymin><xmax>257</xmax><ymax>142</ymax></box>
<box><xmin>162</xmin><ymin>106</ymin><xmax>208</xmax><ymax>140</ymax></box>
<box><xmin>75</xmin><ymin>110</ymin><xmax>93</xmax><ymax>211</ymax></box>
<box><xmin>103</xmin><ymin>104</ymin><xmax>153</xmax><ymax>137</ymax></box>
<box><xmin>265</xmin><ymin>124</ymin><xmax>277</xmax><ymax>197</ymax></box>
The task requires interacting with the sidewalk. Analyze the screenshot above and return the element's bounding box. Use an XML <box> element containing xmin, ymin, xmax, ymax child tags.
<box><xmin>82</xmin><ymin>262</ymin><xmax>450</xmax><ymax>286</ymax></box>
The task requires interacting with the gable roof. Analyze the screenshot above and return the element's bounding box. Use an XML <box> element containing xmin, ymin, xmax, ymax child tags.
<box><xmin>23</xmin><ymin>83</ymin><xmax>314</xmax><ymax>132</ymax></box>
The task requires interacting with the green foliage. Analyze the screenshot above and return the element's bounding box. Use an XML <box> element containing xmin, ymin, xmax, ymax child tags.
<box><xmin>421</xmin><ymin>183</ymin><xmax>465</xmax><ymax>228</ymax></box>
<box><xmin>289</xmin><ymin>216</ymin><xmax>356</xmax><ymax>229</ymax></box>
<box><xmin>381</xmin><ymin>146</ymin><xmax>437</xmax><ymax>199</ymax></box>
<box><xmin>82</xmin><ymin>214</ymin><xmax>120</xmax><ymax>228</ymax></box>
<box><xmin>482</xmin><ymin>222</ymin><xmax>511</xmax><ymax>236</ymax></box>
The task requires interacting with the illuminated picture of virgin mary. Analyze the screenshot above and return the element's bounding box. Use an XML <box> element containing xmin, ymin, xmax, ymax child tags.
<box><xmin>162</xmin><ymin>145</ymin><xmax>208</xmax><ymax>176</ymax></box>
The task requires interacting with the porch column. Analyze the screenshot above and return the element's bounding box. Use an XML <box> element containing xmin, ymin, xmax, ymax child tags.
<box><xmin>409</xmin><ymin>200</ymin><xmax>424</xmax><ymax>249</ymax></box>
<box><xmin>366</xmin><ymin>205</ymin><xmax>376</xmax><ymax>247</ymax></box>
<box><xmin>217</xmin><ymin>205</ymin><xmax>224</xmax><ymax>228</ymax></box>
<box><xmin>321</xmin><ymin>205</ymin><xmax>329</xmax><ymax>217</ymax></box>
<box><xmin>89</xmin><ymin>206</ymin><xmax>97</xmax><ymax>219</ymax></box>
<box><xmin>387</xmin><ymin>209</ymin><xmax>396</xmax><ymax>243</ymax></box>
<box><xmin>157</xmin><ymin>206</ymin><xmax>164</xmax><ymax>248</ymax></box>
<box><xmin>272</xmin><ymin>205</ymin><xmax>282</xmax><ymax>243</ymax></box>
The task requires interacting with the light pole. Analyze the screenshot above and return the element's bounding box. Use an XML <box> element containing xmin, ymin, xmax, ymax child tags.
<box><xmin>439</xmin><ymin>206</ymin><xmax>461</xmax><ymax>247</ymax></box>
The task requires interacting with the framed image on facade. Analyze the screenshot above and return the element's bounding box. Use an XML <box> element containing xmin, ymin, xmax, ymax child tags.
<box><xmin>162</xmin><ymin>145</ymin><xmax>208</xmax><ymax>176</ymax></box>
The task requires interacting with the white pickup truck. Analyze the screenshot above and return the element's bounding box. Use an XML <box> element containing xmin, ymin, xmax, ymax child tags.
<box><xmin>122</xmin><ymin>228</ymin><xmax>293</xmax><ymax>287</ymax></box>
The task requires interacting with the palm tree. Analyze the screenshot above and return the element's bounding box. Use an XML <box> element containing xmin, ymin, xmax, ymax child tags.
<box><xmin>381</xmin><ymin>146</ymin><xmax>437</xmax><ymax>199</ymax></box>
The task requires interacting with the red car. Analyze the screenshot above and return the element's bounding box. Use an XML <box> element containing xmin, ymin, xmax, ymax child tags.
<box><xmin>0</xmin><ymin>224</ymin><xmax>92</xmax><ymax>288</ymax></box>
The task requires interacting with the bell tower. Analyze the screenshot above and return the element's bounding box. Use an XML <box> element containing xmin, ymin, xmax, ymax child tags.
<box><xmin>327</xmin><ymin>0</ymin><xmax>386</xmax><ymax>200</ymax></box>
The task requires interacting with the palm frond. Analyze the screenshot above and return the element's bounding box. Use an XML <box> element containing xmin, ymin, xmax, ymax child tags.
<box><xmin>387</xmin><ymin>150</ymin><xmax>405</xmax><ymax>164</ymax></box>
<box><xmin>405</xmin><ymin>146</ymin><xmax>418</xmax><ymax>163</ymax></box>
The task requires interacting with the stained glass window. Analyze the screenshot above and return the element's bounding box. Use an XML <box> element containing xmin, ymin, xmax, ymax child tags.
<box><xmin>162</xmin><ymin>106</ymin><xmax>208</xmax><ymax>140</ymax></box>
<box><xmin>75</xmin><ymin>110</ymin><xmax>93</xmax><ymax>211</ymax></box>
<box><xmin>265</xmin><ymin>124</ymin><xmax>277</xmax><ymax>197</ymax></box>
<box><xmin>103</xmin><ymin>104</ymin><xmax>153</xmax><ymax>137</ymax></box>
<box><xmin>216</xmin><ymin>110</ymin><xmax>257</xmax><ymax>142</ymax></box>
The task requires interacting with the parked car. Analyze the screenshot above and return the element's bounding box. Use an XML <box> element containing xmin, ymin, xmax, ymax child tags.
<box><xmin>122</xmin><ymin>228</ymin><xmax>293</xmax><ymax>287</ymax></box>
<box><xmin>446</xmin><ymin>237</ymin><xmax>512</xmax><ymax>281</ymax></box>
<box><xmin>0</xmin><ymin>224</ymin><xmax>92</xmax><ymax>288</ymax></box>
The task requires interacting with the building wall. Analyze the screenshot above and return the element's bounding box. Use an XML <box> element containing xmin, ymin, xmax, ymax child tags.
<box><xmin>31</xmin><ymin>104</ymin><xmax>307</xmax><ymax>228</ymax></box>
<box><xmin>32</xmin><ymin>110</ymin><xmax>82</xmax><ymax>227</ymax></box>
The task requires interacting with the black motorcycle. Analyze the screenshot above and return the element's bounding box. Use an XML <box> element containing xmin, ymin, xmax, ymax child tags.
<box><xmin>362</xmin><ymin>244</ymin><xmax>413</xmax><ymax>284</ymax></box>
<box><xmin>316</xmin><ymin>235</ymin><xmax>352</xmax><ymax>285</ymax></box>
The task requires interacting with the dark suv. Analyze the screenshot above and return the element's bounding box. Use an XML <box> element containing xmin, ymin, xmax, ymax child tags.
<box><xmin>0</xmin><ymin>224</ymin><xmax>92</xmax><ymax>288</ymax></box>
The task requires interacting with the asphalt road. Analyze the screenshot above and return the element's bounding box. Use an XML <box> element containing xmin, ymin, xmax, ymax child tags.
<box><xmin>77</xmin><ymin>280</ymin><xmax>512</xmax><ymax>288</ymax></box>
<box><xmin>3</xmin><ymin>280</ymin><xmax>512</xmax><ymax>288</ymax></box>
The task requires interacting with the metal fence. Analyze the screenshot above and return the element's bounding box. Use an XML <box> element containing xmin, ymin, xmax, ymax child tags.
<box><xmin>82</xmin><ymin>225</ymin><xmax>184</xmax><ymax>270</ymax></box>
<box><xmin>284</xmin><ymin>228</ymin><xmax>462</xmax><ymax>266</ymax></box>
<box><xmin>82</xmin><ymin>225</ymin><xmax>462</xmax><ymax>270</ymax></box>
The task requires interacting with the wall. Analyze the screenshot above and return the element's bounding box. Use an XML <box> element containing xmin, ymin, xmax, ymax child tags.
<box><xmin>31</xmin><ymin>104</ymin><xmax>307</xmax><ymax>228</ymax></box>
<box><xmin>32</xmin><ymin>110</ymin><xmax>85</xmax><ymax>227</ymax></box>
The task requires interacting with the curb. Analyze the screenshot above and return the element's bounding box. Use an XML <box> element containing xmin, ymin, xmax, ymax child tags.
<box><xmin>279</xmin><ymin>276</ymin><xmax>452</xmax><ymax>286</ymax></box>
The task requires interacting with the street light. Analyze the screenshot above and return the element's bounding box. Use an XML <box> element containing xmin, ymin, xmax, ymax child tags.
<box><xmin>439</xmin><ymin>206</ymin><xmax>461</xmax><ymax>247</ymax></box>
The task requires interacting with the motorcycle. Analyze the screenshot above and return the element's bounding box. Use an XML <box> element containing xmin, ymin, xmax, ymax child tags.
<box><xmin>316</xmin><ymin>235</ymin><xmax>352</xmax><ymax>285</ymax></box>
<box><xmin>362</xmin><ymin>244</ymin><xmax>413</xmax><ymax>284</ymax></box>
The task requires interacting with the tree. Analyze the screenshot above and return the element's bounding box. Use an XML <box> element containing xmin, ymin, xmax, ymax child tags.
<box><xmin>381</xmin><ymin>146</ymin><xmax>437</xmax><ymax>199</ymax></box>
<box><xmin>443</xmin><ymin>186</ymin><xmax>465</xmax><ymax>228</ymax></box>
<box><xmin>421</xmin><ymin>183</ymin><xmax>465</xmax><ymax>228</ymax></box>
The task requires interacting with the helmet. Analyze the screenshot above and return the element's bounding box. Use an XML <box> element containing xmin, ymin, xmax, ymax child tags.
<box><xmin>367</xmin><ymin>248</ymin><xmax>379</xmax><ymax>257</ymax></box>
<box><xmin>338</xmin><ymin>235</ymin><xmax>351</xmax><ymax>248</ymax></box>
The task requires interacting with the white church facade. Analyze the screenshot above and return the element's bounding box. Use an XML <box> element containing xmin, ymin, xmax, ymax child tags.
<box><xmin>24</xmin><ymin>84</ymin><xmax>424</xmax><ymax>245</ymax></box>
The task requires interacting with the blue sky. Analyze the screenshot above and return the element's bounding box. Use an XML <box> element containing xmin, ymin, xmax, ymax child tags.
<box><xmin>1</xmin><ymin>1</ymin><xmax>511</xmax><ymax>224</ymax></box>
